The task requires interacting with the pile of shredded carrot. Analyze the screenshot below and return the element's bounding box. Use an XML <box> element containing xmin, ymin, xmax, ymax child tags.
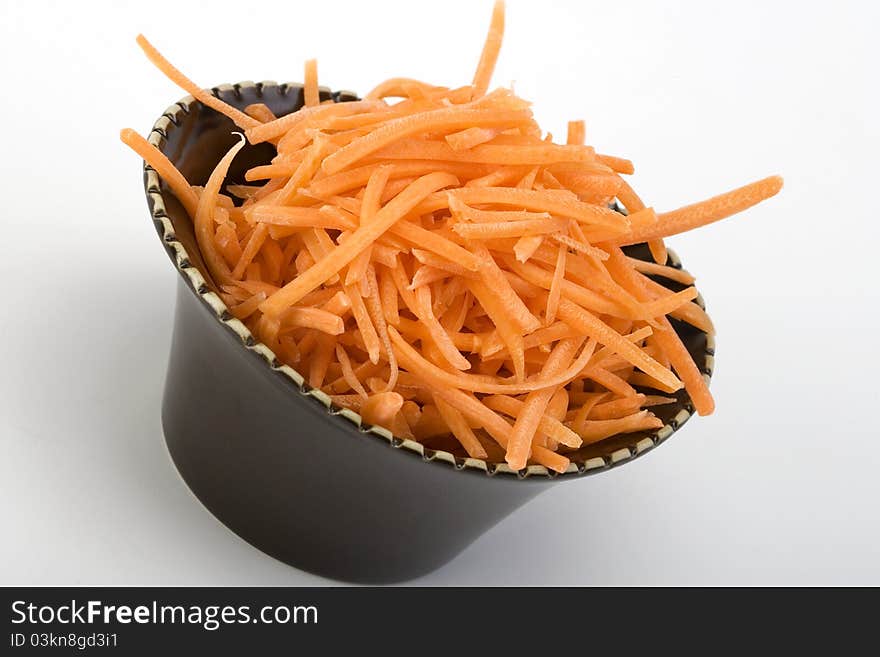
<box><xmin>122</xmin><ymin>1</ymin><xmax>782</xmax><ymax>472</ymax></box>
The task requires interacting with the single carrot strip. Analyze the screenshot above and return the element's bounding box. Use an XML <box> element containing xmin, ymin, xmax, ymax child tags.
<box><xmin>639</xmin><ymin>286</ymin><xmax>699</xmax><ymax>318</ymax></box>
<box><xmin>244</xmin><ymin>103</ymin><xmax>277</xmax><ymax>123</ymax></box>
<box><xmin>573</xmin><ymin>411</ymin><xmax>663</xmax><ymax>444</ymax></box>
<box><xmin>619</xmin><ymin>176</ymin><xmax>784</xmax><ymax>244</ymax></box>
<box><xmin>647</xmin><ymin>240</ymin><xmax>668</xmax><ymax>265</ymax></box>
<box><xmin>452</xmin><ymin>217</ymin><xmax>568</xmax><ymax>239</ymax></box>
<box><xmin>513</xmin><ymin>235</ymin><xmax>543</xmax><ymax>263</ymax></box>
<box><xmin>597</xmin><ymin>154</ymin><xmax>634</xmax><ymax>174</ymax></box>
<box><xmin>260</xmin><ymin>172</ymin><xmax>459</xmax><ymax>316</ymax></box>
<box><xmin>445</xmin><ymin>127</ymin><xmax>498</xmax><ymax>151</ymax></box>
<box><xmin>228</xmin><ymin>292</ymin><xmax>266</xmax><ymax>320</ymax></box>
<box><xmin>226</xmin><ymin>184</ymin><xmax>262</xmax><ymax>199</ymax></box>
<box><xmin>335</xmin><ymin>344</ymin><xmax>368</xmax><ymax>398</ymax></box>
<box><xmin>119</xmin><ymin>129</ymin><xmax>200</xmax><ymax>218</ymax></box>
<box><xmin>308</xmin><ymin>334</ymin><xmax>336</xmax><ymax>389</ymax></box>
<box><xmin>304</xmin><ymin>59</ymin><xmax>319</xmax><ymax>107</ymax></box>
<box><xmin>566</xmin><ymin>120</ymin><xmax>585</xmax><ymax>145</ymax></box>
<box><xmin>472</xmin><ymin>1</ymin><xmax>505</xmax><ymax>98</ymax></box>
<box><xmin>345</xmin><ymin>284</ymin><xmax>382</xmax><ymax>364</ymax></box>
<box><xmin>589</xmin><ymin>394</ymin><xmax>646</xmax><ymax>421</ymax></box>
<box><xmin>628</xmin><ymin>372</ymin><xmax>680</xmax><ymax>395</ymax></box>
<box><xmin>465</xmin><ymin>165</ymin><xmax>531</xmax><ymax>188</ymax></box>
<box><xmin>379</xmin><ymin>267</ymin><xmax>401</xmax><ymax>325</ymax></box>
<box><xmin>244</xmin><ymin>164</ymin><xmax>293</xmax><ymax>181</ymax></box>
<box><xmin>366</xmin><ymin>77</ymin><xmax>441</xmax><ymax>100</ymax></box>
<box><xmin>283</xmin><ymin>307</ymin><xmax>345</xmax><ymax>335</ymax></box>
<box><xmin>135</xmin><ymin>35</ymin><xmax>259</xmax><ymax>130</ymax></box>
<box><xmin>247</xmin><ymin>205</ymin><xmax>353</xmax><ymax>230</ymax></box>
<box><xmin>614</xmin><ymin>176</ymin><xmax>645</xmax><ymax>214</ymax></box>
<box><xmin>545</xmin><ymin>243</ymin><xmax>566</xmax><ymax>326</ymax></box>
<box><xmin>360</xmin><ymin>392</ymin><xmax>405</xmax><ymax>430</ymax></box>
<box><xmin>361</xmin><ymin>165</ymin><xmax>391</xmax><ymax>223</ymax></box>
<box><xmin>628</xmin><ymin>258</ymin><xmax>695</xmax><ymax>285</ymax></box>
<box><xmin>549</xmin><ymin>232</ymin><xmax>609</xmax><ymax>261</ymax></box>
<box><xmin>582</xmin><ymin>366</ymin><xmax>638</xmax><ymax>397</ymax></box>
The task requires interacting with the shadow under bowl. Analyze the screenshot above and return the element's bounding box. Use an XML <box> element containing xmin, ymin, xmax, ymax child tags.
<box><xmin>142</xmin><ymin>81</ymin><xmax>715</xmax><ymax>583</ymax></box>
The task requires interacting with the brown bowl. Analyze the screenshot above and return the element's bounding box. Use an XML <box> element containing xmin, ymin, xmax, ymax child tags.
<box><xmin>141</xmin><ymin>81</ymin><xmax>715</xmax><ymax>582</ymax></box>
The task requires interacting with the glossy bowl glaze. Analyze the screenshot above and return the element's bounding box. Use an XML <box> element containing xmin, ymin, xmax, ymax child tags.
<box><xmin>141</xmin><ymin>81</ymin><xmax>715</xmax><ymax>582</ymax></box>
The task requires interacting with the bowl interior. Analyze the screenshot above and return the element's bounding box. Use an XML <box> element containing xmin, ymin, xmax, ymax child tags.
<box><xmin>144</xmin><ymin>81</ymin><xmax>714</xmax><ymax>478</ymax></box>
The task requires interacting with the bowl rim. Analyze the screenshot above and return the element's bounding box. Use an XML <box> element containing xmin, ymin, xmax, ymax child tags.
<box><xmin>143</xmin><ymin>79</ymin><xmax>715</xmax><ymax>481</ymax></box>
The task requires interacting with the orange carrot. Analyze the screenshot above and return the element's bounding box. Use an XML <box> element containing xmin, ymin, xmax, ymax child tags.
<box><xmin>472</xmin><ymin>1</ymin><xmax>506</xmax><ymax>98</ymax></box>
<box><xmin>619</xmin><ymin>176</ymin><xmax>784</xmax><ymax>244</ymax></box>
<box><xmin>304</xmin><ymin>59</ymin><xmax>320</xmax><ymax>107</ymax></box>
<box><xmin>123</xmin><ymin>0</ymin><xmax>782</xmax><ymax>469</ymax></box>
<box><xmin>260</xmin><ymin>172</ymin><xmax>459</xmax><ymax>315</ymax></box>
<box><xmin>135</xmin><ymin>35</ymin><xmax>259</xmax><ymax>131</ymax></box>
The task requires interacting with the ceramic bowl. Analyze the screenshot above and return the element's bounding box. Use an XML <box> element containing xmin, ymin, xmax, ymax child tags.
<box><xmin>141</xmin><ymin>81</ymin><xmax>714</xmax><ymax>582</ymax></box>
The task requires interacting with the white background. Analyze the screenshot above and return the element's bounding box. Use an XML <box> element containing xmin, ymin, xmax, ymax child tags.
<box><xmin>1</xmin><ymin>0</ymin><xmax>877</xmax><ymax>585</ymax></box>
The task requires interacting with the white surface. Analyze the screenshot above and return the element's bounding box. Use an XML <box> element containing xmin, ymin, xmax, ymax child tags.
<box><xmin>1</xmin><ymin>0</ymin><xmax>878</xmax><ymax>585</ymax></box>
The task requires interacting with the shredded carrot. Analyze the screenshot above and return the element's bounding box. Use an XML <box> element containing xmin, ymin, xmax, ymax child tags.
<box><xmin>120</xmin><ymin>129</ymin><xmax>200</xmax><ymax>218</ymax></box>
<box><xmin>472</xmin><ymin>1</ymin><xmax>505</xmax><ymax>98</ymax></box>
<box><xmin>566</xmin><ymin>120</ymin><xmax>585</xmax><ymax>146</ymax></box>
<box><xmin>303</xmin><ymin>59</ymin><xmax>320</xmax><ymax>107</ymax></box>
<box><xmin>545</xmin><ymin>243</ymin><xmax>566</xmax><ymax>326</ymax></box>
<box><xmin>260</xmin><ymin>172</ymin><xmax>459</xmax><ymax>315</ymax></box>
<box><xmin>228</xmin><ymin>292</ymin><xmax>267</xmax><ymax>320</ymax></box>
<box><xmin>135</xmin><ymin>35</ymin><xmax>259</xmax><ymax>131</ymax></box>
<box><xmin>619</xmin><ymin>176</ymin><xmax>784</xmax><ymax>245</ymax></box>
<box><xmin>504</xmin><ymin>337</ymin><xmax>583</xmax><ymax>469</ymax></box>
<box><xmin>123</xmin><ymin>0</ymin><xmax>781</xmax><ymax>470</ymax></box>
<box><xmin>244</xmin><ymin>103</ymin><xmax>277</xmax><ymax>123</ymax></box>
<box><xmin>446</xmin><ymin>127</ymin><xmax>498</xmax><ymax>151</ymax></box>
<box><xmin>192</xmin><ymin>136</ymin><xmax>246</xmax><ymax>286</ymax></box>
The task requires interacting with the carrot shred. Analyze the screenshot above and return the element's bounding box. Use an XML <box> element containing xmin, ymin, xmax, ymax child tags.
<box><xmin>619</xmin><ymin>176</ymin><xmax>784</xmax><ymax>245</ymax></box>
<box><xmin>244</xmin><ymin>103</ymin><xmax>277</xmax><ymax>123</ymax></box>
<box><xmin>135</xmin><ymin>36</ymin><xmax>259</xmax><ymax>131</ymax></box>
<box><xmin>566</xmin><ymin>120</ymin><xmax>585</xmax><ymax>146</ymax></box>
<box><xmin>260</xmin><ymin>172</ymin><xmax>459</xmax><ymax>315</ymax></box>
<box><xmin>304</xmin><ymin>59</ymin><xmax>320</xmax><ymax>108</ymax></box>
<box><xmin>123</xmin><ymin>0</ymin><xmax>783</xmax><ymax>469</ymax></box>
<box><xmin>472</xmin><ymin>1</ymin><xmax>506</xmax><ymax>98</ymax></box>
<box><xmin>545</xmin><ymin>243</ymin><xmax>566</xmax><ymax>326</ymax></box>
